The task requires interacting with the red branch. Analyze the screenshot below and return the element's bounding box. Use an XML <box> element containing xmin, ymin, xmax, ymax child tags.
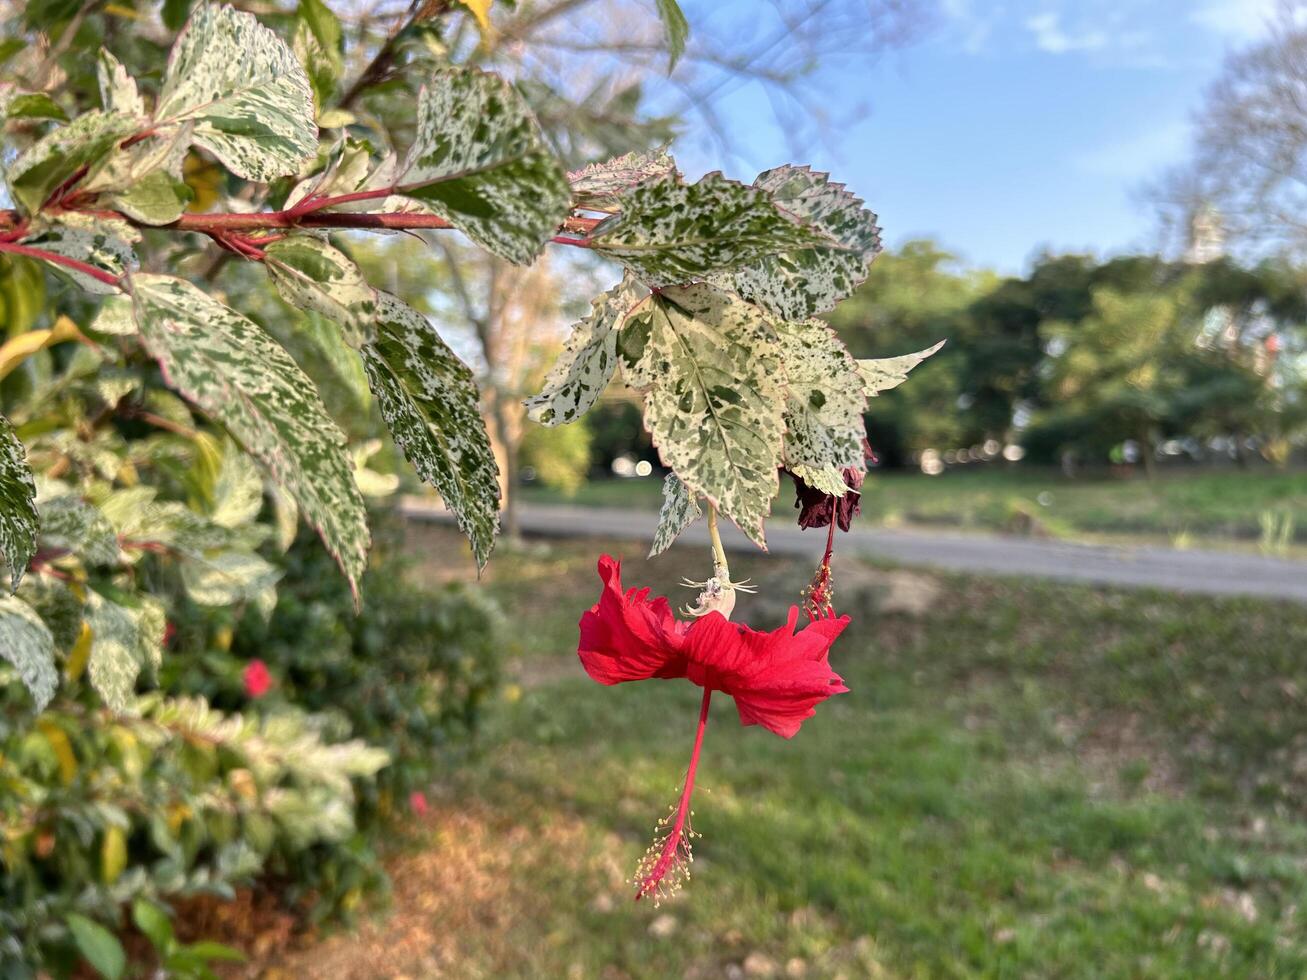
<box><xmin>0</xmin><ymin>241</ymin><xmax>121</xmax><ymax>288</ymax></box>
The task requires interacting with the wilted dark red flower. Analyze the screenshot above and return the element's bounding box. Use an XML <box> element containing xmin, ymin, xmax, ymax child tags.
<box><xmin>791</xmin><ymin>439</ymin><xmax>877</xmax><ymax>532</ymax></box>
<box><xmin>578</xmin><ymin>556</ymin><xmax>849</xmax><ymax>902</ymax></box>
<box><xmin>242</xmin><ymin>659</ymin><xmax>272</xmax><ymax>699</ymax></box>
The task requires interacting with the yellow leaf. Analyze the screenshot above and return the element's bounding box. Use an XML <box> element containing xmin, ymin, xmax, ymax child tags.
<box><xmin>0</xmin><ymin>315</ymin><xmax>83</xmax><ymax>381</ymax></box>
<box><xmin>36</xmin><ymin>720</ymin><xmax>77</xmax><ymax>786</ymax></box>
<box><xmin>65</xmin><ymin>622</ymin><xmax>92</xmax><ymax>681</ymax></box>
<box><xmin>101</xmin><ymin>824</ymin><xmax>127</xmax><ymax>884</ymax></box>
<box><xmin>458</xmin><ymin>0</ymin><xmax>493</xmax><ymax>33</ymax></box>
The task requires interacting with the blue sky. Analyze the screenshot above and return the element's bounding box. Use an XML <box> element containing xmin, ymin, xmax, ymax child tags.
<box><xmin>674</xmin><ymin>0</ymin><xmax>1280</xmax><ymax>274</ymax></box>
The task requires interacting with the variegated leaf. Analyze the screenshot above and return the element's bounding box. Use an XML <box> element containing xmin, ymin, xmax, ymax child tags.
<box><xmin>136</xmin><ymin>595</ymin><xmax>167</xmax><ymax>677</ymax></box>
<box><xmin>265</xmin><ymin>236</ymin><xmax>376</xmax><ymax>343</ymax></box>
<box><xmin>649</xmin><ymin>472</ymin><xmax>700</xmax><ymax>558</ymax></box>
<box><xmin>6</xmin><ymin>110</ymin><xmax>139</xmax><ymax>214</ymax></box>
<box><xmin>107</xmin><ymin>171</ymin><xmax>186</xmax><ymax>225</ymax></box>
<box><xmin>624</xmin><ymin>283</ymin><xmax>784</xmax><ymax>547</ymax></box>
<box><xmin>857</xmin><ymin>340</ymin><xmax>946</xmax><ymax>396</ymax></box>
<box><xmin>82</xmin><ymin>123</ymin><xmax>192</xmax><ymax>197</ymax></box>
<box><xmin>38</xmin><ymin>495</ymin><xmax>120</xmax><ymax>566</ymax></box>
<box><xmin>181</xmin><ymin>550</ymin><xmax>281</xmax><ymax>606</ymax></box>
<box><xmin>284</xmin><ymin>138</ymin><xmax>376</xmax><ymax>209</ymax></box>
<box><xmin>392</xmin><ymin>67</ymin><xmax>570</xmax><ymax>264</ymax></box>
<box><xmin>777</xmin><ymin>318</ymin><xmax>868</xmax><ymax>497</ymax></box>
<box><xmin>97</xmin><ymin>49</ymin><xmax>143</xmax><ymax>116</ymax></box>
<box><xmin>131</xmin><ymin>274</ymin><xmax>370</xmax><ymax>599</ymax></box>
<box><xmin>211</xmin><ymin>443</ymin><xmax>265</xmax><ymax>529</ymax></box>
<box><xmin>21</xmin><ymin>215</ymin><xmax>138</xmax><ymax>294</ymax></box>
<box><xmin>591</xmin><ymin>171</ymin><xmax>835</xmax><ymax>287</ymax></box>
<box><xmin>524</xmin><ymin>274</ymin><xmax>646</xmax><ymax>426</ymax></box>
<box><xmin>85</xmin><ymin>589</ymin><xmax>141</xmax><ymax>712</ymax></box>
<box><xmin>712</xmin><ymin>165</ymin><xmax>882</xmax><ymax>321</ymax></box>
<box><xmin>91</xmin><ymin>295</ymin><xmax>136</xmax><ymax>336</ymax></box>
<box><xmin>0</xmin><ymin>416</ymin><xmax>37</xmax><ymax>590</ymax></box>
<box><xmin>568</xmin><ymin>148</ymin><xmax>678</xmax><ymax>211</ymax></box>
<box><xmin>0</xmin><ymin>595</ymin><xmax>57</xmax><ymax>710</ymax></box>
<box><xmin>155</xmin><ymin>3</ymin><xmax>316</xmax><ymax>182</ymax></box>
<box><xmin>360</xmin><ymin>292</ymin><xmax>500</xmax><ymax>567</ymax></box>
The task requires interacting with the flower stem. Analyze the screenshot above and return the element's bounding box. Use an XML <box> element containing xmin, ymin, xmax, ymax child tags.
<box><xmin>708</xmin><ymin>505</ymin><xmax>729</xmax><ymax>580</ymax></box>
<box><xmin>636</xmin><ymin>686</ymin><xmax>712</xmax><ymax>902</ymax></box>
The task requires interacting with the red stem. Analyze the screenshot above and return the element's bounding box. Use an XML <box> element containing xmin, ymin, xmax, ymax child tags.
<box><xmin>636</xmin><ymin>687</ymin><xmax>712</xmax><ymax>901</ymax></box>
<box><xmin>0</xmin><ymin>241</ymin><xmax>120</xmax><ymax>288</ymax></box>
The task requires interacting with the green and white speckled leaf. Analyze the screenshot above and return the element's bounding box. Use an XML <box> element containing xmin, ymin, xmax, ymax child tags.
<box><xmin>857</xmin><ymin>340</ymin><xmax>945</xmax><ymax>396</ymax></box>
<box><xmin>591</xmin><ymin>172</ymin><xmax>835</xmax><ymax>287</ymax></box>
<box><xmin>6</xmin><ymin>109</ymin><xmax>139</xmax><ymax>214</ymax></box>
<box><xmin>777</xmin><ymin>318</ymin><xmax>868</xmax><ymax>497</ymax></box>
<box><xmin>524</xmin><ymin>274</ymin><xmax>646</xmax><ymax>426</ymax></box>
<box><xmin>131</xmin><ymin>274</ymin><xmax>370</xmax><ymax>599</ymax></box>
<box><xmin>97</xmin><ymin>49</ymin><xmax>143</xmax><ymax>116</ymax></box>
<box><xmin>82</xmin><ymin>122</ymin><xmax>191</xmax><ymax>196</ymax></box>
<box><xmin>155</xmin><ymin>3</ymin><xmax>316</xmax><ymax>182</ymax></box>
<box><xmin>22</xmin><ymin>215</ymin><xmax>138</xmax><ymax>294</ymax></box>
<box><xmin>211</xmin><ymin>443</ymin><xmax>264</xmax><ymax>529</ymax></box>
<box><xmin>712</xmin><ymin>166</ymin><xmax>882</xmax><ymax>321</ymax></box>
<box><xmin>649</xmin><ymin>473</ymin><xmax>700</xmax><ymax>558</ymax></box>
<box><xmin>107</xmin><ymin>171</ymin><xmax>186</xmax><ymax>225</ymax></box>
<box><xmin>38</xmin><ymin>495</ymin><xmax>120</xmax><ymax>566</ymax></box>
<box><xmin>265</xmin><ymin>236</ymin><xmax>376</xmax><ymax>343</ymax></box>
<box><xmin>360</xmin><ymin>292</ymin><xmax>500</xmax><ymax>568</ymax></box>
<box><xmin>0</xmin><ymin>416</ymin><xmax>37</xmax><ymax>590</ymax></box>
<box><xmin>568</xmin><ymin>148</ymin><xmax>678</xmax><ymax>211</ymax></box>
<box><xmin>85</xmin><ymin>589</ymin><xmax>141</xmax><ymax>711</ymax></box>
<box><xmin>393</xmin><ymin>67</ymin><xmax>569</xmax><ymax>264</ymax></box>
<box><xmin>136</xmin><ymin>595</ymin><xmax>167</xmax><ymax>677</ymax></box>
<box><xmin>181</xmin><ymin>550</ymin><xmax>281</xmax><ymax>606</ymax></box>
<box><xmin>91</xmin><ymin>295</ymin><xmax>136</xmax><ymax>336</ymax></box>
<box><xmin>625</xmin><ymin>283</ymin><xmax>784</xmax><ymax>547</ymax></box>
<box><xmin>0</xmin><ymin>595</ymin><xmax>57</xmax><ymax>710</ymax></box>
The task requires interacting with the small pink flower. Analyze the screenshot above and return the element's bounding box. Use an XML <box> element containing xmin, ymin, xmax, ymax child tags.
<box><xmin>242</xmin><ymin>659</ymin><xmax>272</xmax><ymax>699</ymax></box>
<box><xmin>409</xmin><ymin>791</ymin><xmax>430</xmax><ymax>816</ymax></box>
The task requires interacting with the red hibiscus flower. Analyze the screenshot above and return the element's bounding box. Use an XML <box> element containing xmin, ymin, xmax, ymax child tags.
<box><xmin>579</xmin><ymin>555</ymin><xmax>849</xmax><ymax>902</ymax></box>
<box><xmin>242</xmin><ymin>659</ymin><xmax>272</xmax><ymax>699</ymax></box>
<box><xmin>409</xmin><ymin>790</ymin><xmax>430</xmax><ymax>817</ymax></box>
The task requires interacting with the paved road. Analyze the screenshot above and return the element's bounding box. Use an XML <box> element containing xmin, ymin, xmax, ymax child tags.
<box><xmin>400</xmin><ymin>498</ymin><xmax>1307</xmax><ymax>604</ymax></box>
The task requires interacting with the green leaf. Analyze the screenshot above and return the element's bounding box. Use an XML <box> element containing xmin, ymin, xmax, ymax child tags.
<box><xmin>66</xmin><ymin>913</ymin><xmax>126</xmax><ymax>980</ymax></box>
<box><xmin>6</xmin><ymin>110</ymin><xmax>139</xmax><ymax>214</ymax></box>
<box><xmin>5</xmin><ymin>92</ymin><xmax>67</xmax><ymax>121</ymax></box>
<box><xmin>107</xmin><ymin>171</ymin><xmax>186</xmax><ymax>225</ymax></box>
<box><xmin>294</xmin><ymin>0</ymin><xmax>343</xmax><ymax>108</ymax></box>
<box><xmin>155</xmin><ymin>4</ymin><xmax>316</xmax><ymax>182</ymax></box>
<box><xmin>568</xmin><ymin>147</ymin><xmax>678</xmax><ymax>211</ymax></box>
<box><xmin>857</xmin><ymin>340</ymin><xmax>945</xmax><ymax>396</ymax></box>
<box><xmin>360</xmin><ymin>292</ymin><xmax>500</xmax><ymax>568</ymax></box>
<box><xmin>591</xmin><ymin>172</ymin><xmax>835</xmax><ymax>287</ymax></box>
<box><xmin>525</xmin><ymin>274</ymin><xmax>645</xmax><ymax>426</ymax></box>
<box><xmin>394</xmin><ymin>67</ymin><xmax>570</xmax><ymax>264</ymax></box>
<box><xmin>776</xmin><ymin>318</ymin><xmax>868</xmax><ymax>496</ymax></box>
<box><xmin>712</xmin><ymin>165</ymin><xmax>882</xmax><ymax>321</ymax></box>
<box><xmin>39</xmin><ymin>495</ymin><xmax>120</xmax><ymax>566</ymax></box>
<box><xmin>0</xmin><ymin>415</ymin><xmax>37</xmax><ymax>589</ymax></box>
<box><xmin>97</xmin><ymin>49</ymin><xmax>143</xmax><ymax>116</ymax></box>
<box><xmin>131</xmin><ymin>274</ymin><xmax>370</xmax><ymax>599</ymax></box>
<box><xmin>20</xmin><ymin>215</ymin><xmax>138</xmax><ymax>294</ymax></box>
<box><xmin>264</xmin><ymin>236</ymin><xmax>376</xmax><ymax>343</ymax></box>
<box><xmin>655</xmin><ymin>0</ymin><xmax>689</xmax><ymax>71</ymax></box>
<box><xmin>625</xmin><ymin>283</ymin><xmax>784</xmax><ymax>546</ymax></box>
<box><xmin>649</xmin><ymin>472</ymin><xmax>700</xmax><ymax>558</ymax></box>
<box><xmin>131</xmin><ymin>899</ymin><xmax>174</xmax><ymax>952</ymax></box>
<box><xmin>0</xmin><ymin>594</ymin><xmax>57</xmax><ymax>711</ymax></box>
<box><xmin>85</xmin><ymin>589</ymin><xmax>142</xmax><ymax>711</ymax></box>
<box><xmin>211</xmin><ymin>442</ymin><xmax>264</xmax><ymax>528</ymax></box>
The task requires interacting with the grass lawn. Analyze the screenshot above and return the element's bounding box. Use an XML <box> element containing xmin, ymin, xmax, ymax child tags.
<box><xmin>519</xmin><ymin>466</ymin><xmax>1307</xmax><ymax>547</ymax></box>
<box><xmin>261</xmin><ymin>526</ymin><xmax>1307</xmax><ymax>979</ymax></box>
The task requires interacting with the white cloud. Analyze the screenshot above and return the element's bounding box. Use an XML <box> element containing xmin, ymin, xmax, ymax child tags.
<box><xmin>940</xmin><ymin>0</ymin><xmax>1001</xmax><ymax>55</ymax></box>
<box><xmin>1025</xmin><ymin>11</ymin><xmax>1109</xmax><ymax>53</ymax></box>
<box><xmin>1190</xmin><ymin>0</ymin><xmax>1279</xmax><ymax>41</ymax></box>
<box><xmin>1075</xmin><ymin>119</ymin><xmax>1190</xmax><ymax>178</ymax></box>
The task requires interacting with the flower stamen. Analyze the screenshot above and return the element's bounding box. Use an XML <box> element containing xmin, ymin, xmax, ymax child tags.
<box><xmin>634</xmin><ymin>687</ymin><xmax>712</xmax><ymax>904</ymax></box>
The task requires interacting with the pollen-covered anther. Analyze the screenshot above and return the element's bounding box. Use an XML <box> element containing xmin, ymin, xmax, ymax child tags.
<box><xmin>633</xmin><ymin>807</ymin><xmax>700</xmax><ymax>907</ymax></box>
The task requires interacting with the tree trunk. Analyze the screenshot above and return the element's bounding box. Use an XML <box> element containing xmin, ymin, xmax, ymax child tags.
<box><xmin>1138</xmin><ymin>425</ymin><xmax>1156</xmax><ymax>480</ymax></box>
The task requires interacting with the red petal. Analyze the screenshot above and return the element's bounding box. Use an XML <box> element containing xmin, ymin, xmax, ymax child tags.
<box><xmin>682</xmin><ymin>609</ymin><xmax>850</xmax><ymax>738</ymax></box>
<box><xmin>578</xmin><ymin>556</ymin><xmax>688</xmax><ymax>685</ymax></box>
